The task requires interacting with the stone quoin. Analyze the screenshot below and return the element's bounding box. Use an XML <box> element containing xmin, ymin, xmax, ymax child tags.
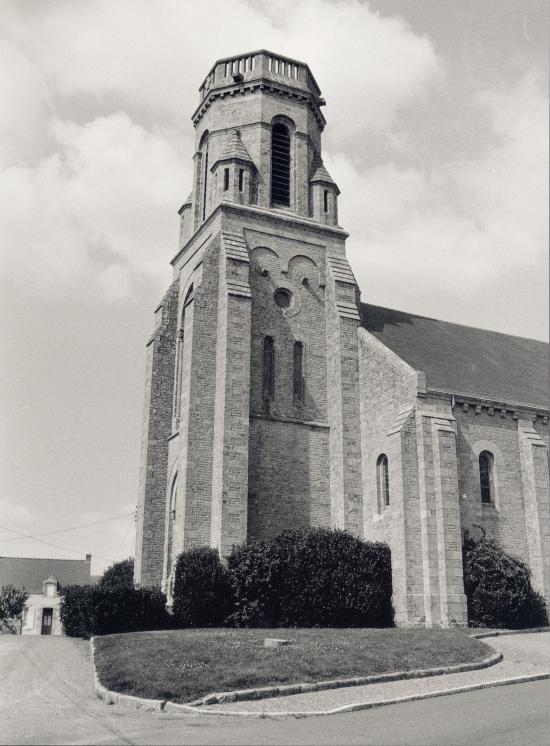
<box><xmin>134</xmin><ymin>51</ymin><xmax>550</xmax><ymax>627</ymax></box>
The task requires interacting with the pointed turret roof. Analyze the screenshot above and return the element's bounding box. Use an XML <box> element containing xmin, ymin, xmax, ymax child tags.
<box><xmin>214</xmin><ymin>129</ymin><xmax>254</xmax><ymax>166</ymax></box>
<box><xmin>310</xmin><ymin>156</ymin><xmax>339</xmax><ymax>193</ymax></box>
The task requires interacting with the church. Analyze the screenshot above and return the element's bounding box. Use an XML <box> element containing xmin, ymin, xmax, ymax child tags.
<box><xmin>134</xmin><ymin>51</ymin><xmax>550</xmax><ymax>627</ymax></box>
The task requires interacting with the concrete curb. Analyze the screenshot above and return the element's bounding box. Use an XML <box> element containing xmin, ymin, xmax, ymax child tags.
<box><xmin>90</xmin><ymin>638</ymin><xmax>166</xmax><ymax>712</ymax></box>
<box><xmin>186</xmin><ymin>651</ymin><xmax>503</xmax><ymax>706</ymax></box>
<box><xmin>90</xmin><ymin>627</ymin><xmax>549</xmax><ymax>718</ymax></box>
<box><xmin>472</xmin><ymin>626</ymin><xmax>549</xmax><ymax>639</ymax></box>
<box><xmin>168</xmin><ymin>671</ymin><xmax>550</xmax><ymax>719</ymax></box>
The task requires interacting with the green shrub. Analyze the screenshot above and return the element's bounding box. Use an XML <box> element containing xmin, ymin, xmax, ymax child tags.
<box><xmin>60</xmin><ymin>585</ymin><xmax>97</xmax><ymax>638</ymax></box>
<box><xmin>463</xmin><ymin>539</ymin><xmax>548</xmax><ymax>628</ymax></box>
<box><xmin>227</xmin><ymin>528</ymin><xmax>393</xmax><ymax>628</ymax></box>
<box><xmin>172</xmin><ymin>547</ymin><xmax>234</xmax><ymax>627</ymax></box>
<box><xmin>99</xmin><ymin>558</ymin><xmax>134</xmax><ymax>591</ymax></box>
<box><xmin>0</xmin><ymin>586</ymin><xmax>28</xmax><ymax>621</ymax></box>
<box><xmin>60</xmin><ymin>585</ymin><xmax>170</xmax><ymax>638</ymax></box>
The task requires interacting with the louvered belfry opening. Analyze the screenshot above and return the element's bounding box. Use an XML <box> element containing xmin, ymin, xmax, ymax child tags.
<box><xmin>271</xmin><ymin>123</ymin><xmax>291</xmax><ymax>207</ymax></box>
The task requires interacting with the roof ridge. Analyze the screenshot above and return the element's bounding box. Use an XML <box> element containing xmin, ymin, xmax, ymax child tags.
<box><xmin>361</xmin><ymin>302</ymin><xmax>548</xmax><ymax>345</ymax></box>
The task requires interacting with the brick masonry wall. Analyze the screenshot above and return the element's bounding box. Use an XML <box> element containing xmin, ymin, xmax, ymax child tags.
<box><xmin>208</xmin><ymin>220</ymin><xmax>254</xmax><ymax>557</ymax></box>
<box><xmin>456</xmin><ymin>408</ymin><xmax>530</xmax><ymax>555</ymax></box>
<box><xmin>248</xmin><ymin>418</ymin><xmax>330</xmax><ymax>540</ymax></box>
<box><xmin>134</xmin><ymin>282</ymin><xmax>179</xmax><ymax>588</ymax></box>
<box><xmin>359</xmin><ymin>328</ymin><xmax>426</xmax><ymax>625</ymax></box>
<box><xmin>244</xmin><ymin>220</ymin><xmax>332</xmax><ymax>541</ymax></box>
<box><xmin>173</xmin><ymin>238</ymin><xmax>221</xmax><ymax>561</ymax></box>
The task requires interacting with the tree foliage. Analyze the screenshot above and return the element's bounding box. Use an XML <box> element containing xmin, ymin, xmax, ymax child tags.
<box><xmin>463</xmin><ymin>538</ymin><xmax>548</xmax><ymax>628</ymax></box>
<box><xmin>227</xmin><ymin>528</ymin><xmax>393</xmax><ymax>628</ymax></box>
<box><xmin>172</xmin><ymin>547</ymin><xmax>234</xmax><ymax>627</ymax></box>
<box><xmin>0</xmin><ymin>586</ymin><xmax>28</xmax><ymax>620</ymax></box>
<box><xmin>99</xmin><ymin>558</ymin><xmax>135</xmax><ymax>591</ymax></box>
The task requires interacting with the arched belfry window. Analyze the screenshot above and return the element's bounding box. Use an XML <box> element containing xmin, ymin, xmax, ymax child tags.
<box><xmin>479</xmin><ymin>451</ymin><xmax>494</xmax><ymax>504</ymax></box>
<box><xmin>271</xmin><ymin>123</ymin><xmax>290</xmax><ymax>207</ymax></box>
<box><xmin>377</xmin><ymin>454</ymin><xmax>390</xmax><ymax>510</ymax></box>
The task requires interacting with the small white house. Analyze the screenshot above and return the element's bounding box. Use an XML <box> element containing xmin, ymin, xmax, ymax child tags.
<box><xmin>0</xmin><ymin>555</ymin><xmax>95</xmax><ymax>636</ymax></box>
<box><xmin>21</xmin><ymin>576</ymin><xmax>63</xmax><ymax>636</ymax></box>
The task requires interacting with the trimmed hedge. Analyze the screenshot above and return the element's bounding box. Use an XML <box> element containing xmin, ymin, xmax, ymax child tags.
<box><xmin>99</xmin><ymin>558</ymin><xmax>135</xmax><ymax>591</ymax></box>
<box><xmin>60</xmin><ymin>585</ymin><xmax>170</xmax><ymax>638</ymax></box>
<box><xmin>463</xmin><ymin>539</ymin><xmax>548</xmax><ymax>628</ymax></box>
<box><xmin>172</xmin><ymin>547</ymin><xmax>233</xmax><ymax>627</ymax></box>
<box><xmin>227</xmin><ymin>528</ymin><xmax>393</xmax><ymax>627</ymax></box>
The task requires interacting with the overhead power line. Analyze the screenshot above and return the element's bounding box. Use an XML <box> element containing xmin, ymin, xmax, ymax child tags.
<box><xmin>0</xmin><ymin>524</ymin><xmax>117</xmax><ymax>563</ymax></box>
<box><xmin>0</xmin><ymin>512</ymin><xmax>134</xmax><ymax>543</ymax></box>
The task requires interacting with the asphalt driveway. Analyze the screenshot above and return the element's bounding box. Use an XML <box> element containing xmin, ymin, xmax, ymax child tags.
<box><xmin>1</xmin><ymin>633</ymin><xmax>549</xmax><ymax>746</ymax></box>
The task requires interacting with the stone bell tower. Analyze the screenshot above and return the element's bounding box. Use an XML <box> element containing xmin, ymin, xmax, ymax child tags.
<box><xmin>134</xmin><ymin>51</ymin><xmax>364</xmax><ymax>594</ymax></box>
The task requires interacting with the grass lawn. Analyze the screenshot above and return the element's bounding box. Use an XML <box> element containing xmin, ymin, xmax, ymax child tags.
<box><xmin>93</xmin><ymin>628</ymin><xmax>492</xmax><ymax>704</ymax></box>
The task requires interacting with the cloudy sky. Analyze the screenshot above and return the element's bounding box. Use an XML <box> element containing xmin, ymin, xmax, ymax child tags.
<box><xmin>1</xmin><ymin>0</ymin><xmax>548</xmax><ymax>576</ymax></box>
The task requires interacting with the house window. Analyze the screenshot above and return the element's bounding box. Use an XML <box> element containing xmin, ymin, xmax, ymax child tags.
<box><xmin>479</xmin><ymin>450</ymin><xmax>494</xmax><ymax>504</ymax></box>
<box><xmin>262</xmin><ymin>336</ymin><xmax>275</xmax><ymax>400</ymax></box>
<box><xmin>323</xmin><ymin>189</ymin><xmax>329</xmax><ymax>213</ymax></box>
<box><xmin>293</xmin><ymin>341</ymin><xmax>304</xmax><ymax>403</ymax></box>
<box><xmin>377</xmin><ymin>454</ymin><xmax>390</xmax><ymax>510</ymax></box>
<box><xmin>271</xmin><ymin>122</ymin><xmax>290</xmax><ymax>207</ymax></box>
<box><xmin>45</xmin><ymin>583</ymin><xmax>56</xmax><ymax>598</ymax></box>
<box><xmin>224</xmin><ymin>168</ymin><xmax>229</xmax><ymax>191</ymax></box>
<box><xmin>238</xmin><ymin>168</ymin><xmax>244</xmax><ymax>192</ymax></box>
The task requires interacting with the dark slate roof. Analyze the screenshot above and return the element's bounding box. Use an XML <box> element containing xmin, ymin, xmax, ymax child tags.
<box><xmin>0</xmin><ymin>556</ymin><xmax>93</xmax><ymax>593</ymax></box>
<box><xmin>361</xmin><ymin>303</ymin><xmax>550</xmax><ymax>411</ymax></box>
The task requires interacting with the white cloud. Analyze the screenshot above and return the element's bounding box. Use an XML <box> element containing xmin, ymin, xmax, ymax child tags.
<box><xmin>0</xmin><ymin>500</ymin><xmax>33</xmax><ymax>530</ymax></box>
<box><xmin>0</xmin><ymin>112</ymin><xmax>184</xmax><ymax>300</ymax></box>
<box><xmin>0</xmin><ymin>36</ymin><xmax>50</xmax><ymax>167</ymax></box>
<box><xmin>0</xmin><ymin>0</ymin><xmax>444</xmax><ymax>303</ymax></box>
<box><xmin>327</xmin><ymin>70</ymin><xmax>548</xmax><ymax>334</ymax></box>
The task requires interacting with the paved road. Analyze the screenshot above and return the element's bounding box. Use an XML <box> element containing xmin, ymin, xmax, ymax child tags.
<box><xmin>1</xmin><ymin>636</ymin><xmax>549</xmax><ymax>745</ymax></box>
<box><xmin>205</xmin><ymin>631</ymin><xmax>550</xmax><ymax>714</ymax></box>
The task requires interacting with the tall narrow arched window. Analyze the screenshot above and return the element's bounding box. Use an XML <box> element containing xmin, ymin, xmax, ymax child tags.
<box><xmin>263</xmin><ymin>336</ymin><xmax>275</xmax><ymax>400</ymax></box>
<box><xmin>172</xmin><ymin>285</ymin><xmax>193</xmax><ymax>428</ymax></box>
<box><xmin>479</xmin><ymin>450</ymin><xmax>494</xmax><ymax>504</ymax></box>
<box><xmin>271</xmin><ymin>123</ymin><xmax>290</xmax><ymax>207</ymax></box>
<box><xmin>200</xmin><ymin>134</ymin><xmax>209</xmax><ymax>221</ymax></box>
<box><xmin>376</xmin><ymin>454</ymin><xmax>390</xmax><ymax>511</ymax></box>
<box><xmin>165</xmin><ymin>474</ymin><xmax>178</xmax><ymax>586</ymax></box>
<box><xmin>293</xmin><ymin>341</ymin><xmax>304</xmax><ymax>403</ymax></box>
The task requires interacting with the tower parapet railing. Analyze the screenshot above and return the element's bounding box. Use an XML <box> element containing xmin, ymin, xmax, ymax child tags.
<box><xmin>198</xmin><ymin>50</ymin><xmax>321</xmax><ymax>101</ymax></box>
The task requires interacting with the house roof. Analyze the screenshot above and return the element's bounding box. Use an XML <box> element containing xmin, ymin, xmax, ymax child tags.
<box><xmin>361</xmin><ymin>303</ymin><xmax>550</xmax><ymax>411</ymax></box>
<box><xmin>0</xmin><ymin>556</ymin><xmax>93</xmax><ymax>594</ymax></box>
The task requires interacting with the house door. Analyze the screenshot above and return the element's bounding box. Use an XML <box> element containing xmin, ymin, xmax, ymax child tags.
<box><xmin>41</xmin><ymin>608</ymin><xmax>53</xmax><ymax>635</ymax></box>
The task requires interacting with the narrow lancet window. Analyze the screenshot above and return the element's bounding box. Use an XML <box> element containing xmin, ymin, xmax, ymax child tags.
<box><xmin>377</xmin><ymin>454</ymin><xmax>390</xmax><ymax>510</ymax></box>
<box><xmin>223</xmin><ymin>168</ymin><xmax>229</xmax><ymax>192</ymax></box>
<box><xmin>172</xmin><ymin>285</ymin><xmax>193</xmax><ymax>428</ymax></box>
<box><xmin>271</xmin><ymin>123</ymin><xmax>290</xmax><ymax>207</ymax></box>
<box><xmin>479</xmin><ymin>451</ymin><xmax>494</xmax><ymax>504</ymax></box>
<box><xmin>323</xmin><ymin>189</ymin><xmax>329</xmax><ymax>213</ymax></box>
<box><xmin>293</xmin><ymin>341</ymin><xmax>304</xmax><ymax>403</ymax></box>
<box><xmin>202</xmin><ymin>148</ymin><xmax>209</xmax><ymax>221</ymax></box>
<box><xmin>238</xmin><ymin>168</ymin><xmax>244</xmax><ymax>192</ymax></box>
<box><xmin>262</xmin><ymin>336</ymin><xmax>275</xmax><ymax>400</ymax></box>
